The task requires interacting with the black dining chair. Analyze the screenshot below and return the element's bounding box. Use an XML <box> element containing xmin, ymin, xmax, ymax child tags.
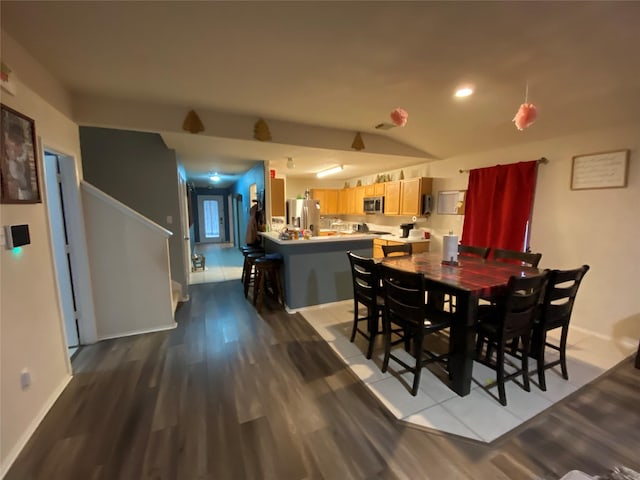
<box><xmin>533</xmin><ymin>265</ymin><xmax>589</xmax><ymax>390</ymax></box>
<box><xmin>474</xmin><ymin>272</ymin><xmax>548</xmax><ymax>406</ymax></box>
<box><xmin>493</xmin><ymin>248</ymin><xmax>542</xmax><ymax>268</ymax></box>
<box><xmin>458</xmin><ymin>244</ymin><xmax>491</xmax><ymax>259</ymax></box>
<box><xmin>380</xmin><ymin>264</ymin><xmax>451</xmax><ymax>396</ymax></box>
<box><xmin>347</xmin><ymin>251</ymin><xmax>384</xmax><ymax>359</ymax></box>
<box><xmin>382</xmin><ymin>243</ymin><xmax>412</xmax><ymax>257</ymax></box>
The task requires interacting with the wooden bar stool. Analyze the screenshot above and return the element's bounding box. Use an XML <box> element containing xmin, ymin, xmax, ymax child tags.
<box><xmin>253</xmin><ymin>254</ymin><xmax>284</xmax><ymax>313</ymax></box>
<box><xmin>241</xmin><ymin>246</ymin><xmax>264</xmax><ymax>283</ymax></box>
<box><xmin>243</xmin><ymin>252</ymin><xmax>265</xmax><ymax>298</ymax></box>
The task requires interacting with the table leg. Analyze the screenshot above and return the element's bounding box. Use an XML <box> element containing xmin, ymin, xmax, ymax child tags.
<box><xmin>448</xmin><ymin>292</ymin><xmax>477</xmax><ymax>396</ymax></box>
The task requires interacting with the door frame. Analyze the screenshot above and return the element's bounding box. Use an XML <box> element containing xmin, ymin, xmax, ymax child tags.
<box><xmin>41</xmin><ymin>145</ymin><xmax>98</xmax><ymax>351</ymax></box>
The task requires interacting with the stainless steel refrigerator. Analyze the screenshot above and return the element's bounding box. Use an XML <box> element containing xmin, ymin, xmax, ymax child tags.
<box><xmin>286</xmin><ymin>198</ymin><xmax>321</xmax><ymax>235</ymax></box>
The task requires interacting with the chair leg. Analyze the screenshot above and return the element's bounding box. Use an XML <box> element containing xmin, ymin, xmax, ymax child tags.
<box><xmin>521</xmin><ymin>336</ymin><xmax>531</xmax><ymax>392</ymax></box>
<box><xmin>382</xmin><ymin>319</ymin><xmax>391</xmax><ymax>373</ymax></box>
<box><xmin>411</xmin><ymin>334</ymin><xmax>423</xmax><ymax>396</ymax></box>
<box><xmin>366</xmin><ymin>307</ymin><xmax>376</xmax><ymax>360</ymax></box>
<box><xmin>350</xmin><ymin>300</ymin><xmax>359</xmax><ymax>343</ymax></box>
<box><xmin>243</xmin><ymin>262</ymin><xmax>252</xmax><ymax>298</ymax></box>
<box><xmin>559</xmin><ymin>326</ymin><xmax>569</xmax><ymax>380</ymax></box>
<box><xmin>536</xmin><ymin>331</ymin><xmax>547</xmax><ymax>391</ymax></box>
<box><xmin>497</xmin><ymin>344</ymin><xmax>507</xmax><ymax>406</ymax></box>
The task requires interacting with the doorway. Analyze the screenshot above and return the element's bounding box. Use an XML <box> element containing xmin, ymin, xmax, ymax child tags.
<box><xmin>43</xmin><ymin>152</ymin><xmax>80</xmax><ymax>356</ymax></box>
<box><xmin>197</xmin><ymin>195</ymin><xmax>226</xmax><ymax>243</ymax></box>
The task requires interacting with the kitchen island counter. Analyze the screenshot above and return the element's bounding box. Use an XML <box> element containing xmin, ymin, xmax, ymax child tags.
<box><xmin>259</xmin><ymin>232</ymin><xmax>373</xmax><ymax>310</ymax></box>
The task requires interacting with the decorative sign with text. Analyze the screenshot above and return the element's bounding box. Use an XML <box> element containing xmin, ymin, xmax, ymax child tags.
<box><xmin>571</xmin><ymin>149</ymin><xmax>629</xmax><ymax>190</ymax></box>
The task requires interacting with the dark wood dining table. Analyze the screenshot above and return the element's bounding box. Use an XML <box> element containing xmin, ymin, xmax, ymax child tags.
<box><xmin>381</xmin><ymin>251</ymin><xmax>542</xmax><ymax>396</ymax></box>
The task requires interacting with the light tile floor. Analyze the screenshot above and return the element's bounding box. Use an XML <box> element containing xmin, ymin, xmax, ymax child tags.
<box><xmin>189</xmin><ymin>243</ymin><xmax>244</xmax><ymax>284</ymax></box>
<box><xmin>298</xmin><ymin>300</ymin><xmax>636</xmax><ymax>443</ymax></box>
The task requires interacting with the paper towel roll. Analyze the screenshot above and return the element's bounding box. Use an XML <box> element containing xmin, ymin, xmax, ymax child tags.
<box><xmin>442</xmin><ymin>234</ymin><xmax>459</xmax><ymax>263</ymax></box>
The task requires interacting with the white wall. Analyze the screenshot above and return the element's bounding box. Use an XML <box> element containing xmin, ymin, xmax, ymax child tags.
<box><xmin>0</xmin><ymin>30</ymin><xmax>79</xmax><ymax>475</ymax></box>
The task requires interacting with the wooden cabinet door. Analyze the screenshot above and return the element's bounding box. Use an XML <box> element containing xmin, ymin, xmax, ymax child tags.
<box><xmin>364</xmin><ymin>184</ymin><xmax>375</xmax><ymax>196</ymax></box>
<box><xmin>338</xmin><ymin>189</ymin><xmax>348</xmax><ymax>214</ymax></box>
<box><xmin>374</xmin><ymin>183</ymin><xmax>385</xmax><ymax>196</ymax></box>
<box><xmin>411</xmin><ymin>241</ymin><xmax>430</xmax><ymax>253</ymax></box>
<box><xmin>400</xmin><ymin>178</ymin><xmax>421</xmax><ymax>215</ymax></box>
<box><xmin>373</xmin><ymin>239</ymin><xmax>386</xmax><ymax>258</ymax></box>
<box><xmin>354</xmin><ymin>186</ymin><xmax>365</xmax><ymax>215</ymax></box>
<box><xmin>384</xmin><ymin>181</ymin><xmax>401</xmax><ymax>215</ymax></box>
<box><xmin>325</xmin><ymin>189</ymin><xmax>338</xmax><ymax>214</ymax></box>
<box><xmin>270</xmin><ymin>178</ymin><xmax>285</xmax><ymax>216</ymax></box>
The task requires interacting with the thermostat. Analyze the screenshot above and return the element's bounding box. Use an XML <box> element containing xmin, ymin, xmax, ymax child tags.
<box><xmin>3</xmin><ymin>224</ymin><xmax>30</xmax><ymax>249</ymax></box>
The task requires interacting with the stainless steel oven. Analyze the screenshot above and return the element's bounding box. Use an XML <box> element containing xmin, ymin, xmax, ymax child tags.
<box><xmin>363</xmin><ymin>196</ymin><xmax>384</xmax><ymax>214</ymax></box>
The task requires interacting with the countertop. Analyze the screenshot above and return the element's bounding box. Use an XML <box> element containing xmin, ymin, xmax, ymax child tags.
<box><xmin>259</xmin><ymin>231</ymin><xmax>430</xmax><ymax>245</ymax></box>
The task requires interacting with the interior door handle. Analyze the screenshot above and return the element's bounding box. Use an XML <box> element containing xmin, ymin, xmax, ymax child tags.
<box><xmin>184</xmin><ymin>236</ymin><xmax>189</xmax><ymax>240</ymax></box>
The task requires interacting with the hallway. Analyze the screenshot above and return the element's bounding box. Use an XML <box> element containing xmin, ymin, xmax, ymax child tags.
<box><xmin>189</xmin><ymin>242</ymin><xmax>244</xmax><ymax>284</ymax></box>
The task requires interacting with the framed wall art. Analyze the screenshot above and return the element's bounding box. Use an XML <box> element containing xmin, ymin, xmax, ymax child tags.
<box><xmin>570</xmin><ymin>149</ymin><xmax>629</xmax><ymax>191</ymax></box>
<box><xmin>1</xmin><ymin>104</ymin><xmax>41</xmax><ymax>203</ymax></box>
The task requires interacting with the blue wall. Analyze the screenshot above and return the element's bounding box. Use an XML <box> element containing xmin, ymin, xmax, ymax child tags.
<box><xmin>230</xmin><ymin>163</ymin><xmax>265</xmax><ymax>246</ymax></box>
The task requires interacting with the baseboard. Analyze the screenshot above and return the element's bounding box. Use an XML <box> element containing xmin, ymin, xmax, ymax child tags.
<box><xmin>98</xmin><ymin>322</ymin><xmax>177</xmax><ymax>341</ymax></box>
<box><xmin>571</xmin><ymin>325</ymin><xmax>637</xmax><ymax>349</ymax></box>
<box><xmin>0</xmin><ymin>374</ymin><xmax>73</xmax><ymax>479</ymax></box>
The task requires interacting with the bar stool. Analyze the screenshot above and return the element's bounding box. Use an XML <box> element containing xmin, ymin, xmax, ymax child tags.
<box><xmin>243</xmin><ymin>252</ymin><xmax>265</xmax><ymax>298</ymax></box>
<box><xmin>253</xmin><ymin>253</ymin><xmax>284</xmax><ymax>313</ymax></box>
<box><xmin>241</xmin><ymin>246</ymin><xmax>264</xmax><ymax>283</ymax></box>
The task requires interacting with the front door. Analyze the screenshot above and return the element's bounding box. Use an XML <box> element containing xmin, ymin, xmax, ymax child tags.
<box><xmin>197</xmin><ymin>195</ymin><xmax>225</xmax><ymax>243</ymax></box>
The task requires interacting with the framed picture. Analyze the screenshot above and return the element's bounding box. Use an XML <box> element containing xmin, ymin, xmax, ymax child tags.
<box><xmin>570</xmin><ymin>149</ymin><xmax>629</xmax><ymax>191</ymax></box>
<box><xmin>1</xmin><ymin>104</ymin><xmax>41</xmax><ymax>203</ymax></box>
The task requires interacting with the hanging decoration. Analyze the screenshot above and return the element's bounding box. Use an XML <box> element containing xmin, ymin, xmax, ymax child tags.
<box><xmin>512</xmin><ymin>84</ymin><xmax>538</xmax><ymax>131</ymax></box>
<box><xmin>390</xmin><ymin>107</ymin><xmax>409</xmax><ymax>127</ymax></box>
<box><xmin>182</xmin><ymin>110</ymin><xmax>204</xmax><ymax>134</ymax></box>
<box><xmin>351</xmin><ymin>132</ymin><xmax>365</xmax><ymax>151</ymax></box>
<box><xmin>254</xmin><ymin>118</ymin><xmax>272</xmax><ymax>141</ymax></box>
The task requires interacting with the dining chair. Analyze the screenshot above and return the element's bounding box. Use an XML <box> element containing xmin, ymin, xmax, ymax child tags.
<box><xmin>533</xmin><ymin>265</ymin><xmax>590</xmax><ymax>390</ymax></box>
<box><xmin>347</xmin><ymin>251</ymin><xmax>384</xmax><ymax>359</ymax></box>
<box><xmin>493</xmin><ymin>248</ymin><xmax>542</xmax><ymax>268</ymax></box>
<box><xmin>382</xmin><ymin>243</ymin><xmax>412</xmax><ymax>257</ymax></box>
<box><xmin>458</xmin><ymin>244</ymin><xmax>491</xmax><ymax>259</ymax></box>
<box><xmin>380</xmin><ymin>264</ymin><xmax>451</xmax><ymax>396</ymax></box>
<box><xmin>474</xmin><ymin>271</ymin><xmax>548</xmax><ymax>406</ymax></box>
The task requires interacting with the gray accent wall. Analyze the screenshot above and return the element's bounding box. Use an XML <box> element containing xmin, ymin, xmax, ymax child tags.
<box><xmin>79</xmin><ymin>127</ymin><xmax>187</xmax><ymax>294</ymax></box>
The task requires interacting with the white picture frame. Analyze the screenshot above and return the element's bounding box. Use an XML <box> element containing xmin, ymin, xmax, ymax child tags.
<box><xmin>570</xmin><ymin>149</ymin><xmax>629</xmax><ymax>190</ymax></box>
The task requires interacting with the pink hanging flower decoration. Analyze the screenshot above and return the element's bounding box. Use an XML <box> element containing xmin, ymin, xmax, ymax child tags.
<box><xmin>390</xmin><ymin>108</ymin><xmax>408</xmax><ymax>127</ymax></box>
<box><xmin>512</xmin><ymin>103</ymin><xmax>538</xmax><ymax>131</ymax></box>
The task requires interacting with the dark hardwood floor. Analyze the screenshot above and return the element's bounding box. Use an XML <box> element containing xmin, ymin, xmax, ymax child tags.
<box><xmin>6</xmin><ymin>280</ymin><xmax>640</xmax><ymax>480</ymax></box>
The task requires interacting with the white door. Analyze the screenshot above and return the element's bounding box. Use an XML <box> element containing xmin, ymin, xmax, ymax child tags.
<box><xmin>43</xmin><ymin>152</ymin><xmax>79</xmax><ymax>349</ymax></box>
<box><xmin>178</xmin><ymin>177</ymin><xmax>191</xmax><ymax>281</ymax></box>
<box><xmin>197</xmin><ymin>195</ymin><xmax>225</xmax><ymax>243</ymax></box>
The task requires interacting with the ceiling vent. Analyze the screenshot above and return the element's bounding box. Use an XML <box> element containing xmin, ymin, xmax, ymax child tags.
<box><xmin>375</xmin><ymin>123</ymin><xmax>396</xmax><ymax>130</ymax></box>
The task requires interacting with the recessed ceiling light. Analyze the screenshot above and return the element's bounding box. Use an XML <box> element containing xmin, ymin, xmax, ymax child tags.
<box><xmin>210</xmin><ymin>173</ymin><xmax>221</xmax><ymax>182</ymax></box>
<box><xmin>454</xmin><ymin>87</ymin><xmax>474</xmax><ymax>98</ymax></box>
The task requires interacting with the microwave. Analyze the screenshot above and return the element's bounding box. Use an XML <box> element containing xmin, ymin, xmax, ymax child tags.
<box><xmin>363</xmin><ymin>196</ymin><xmax>384</xmax><ymax>214</ymax></box>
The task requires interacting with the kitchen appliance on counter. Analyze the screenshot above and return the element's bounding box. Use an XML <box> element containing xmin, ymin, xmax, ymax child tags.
<box><xmin>286</xmin><ymin>198</ymin><xmax>321</xmax><ymax>236</ymax></box>
<box><xmin>399</xmin><ymin>223</ymin><xmax>414</xmax><ymax>238</ymax></box>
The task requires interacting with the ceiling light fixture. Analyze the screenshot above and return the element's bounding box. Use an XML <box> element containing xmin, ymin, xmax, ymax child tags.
<box><xmin>316</xmin><ymin>165</ymin><xmax>344</xmax><ymax>178</ymax></box>
<box><xmin>210</xmin><ymin>173</ymin><xmax>221</xmax><ymax>182</ymax></box>
<box><xmin>454</xmin><ymin>87</ymin><xmax>474</xmax><ymax>98</ymax></box>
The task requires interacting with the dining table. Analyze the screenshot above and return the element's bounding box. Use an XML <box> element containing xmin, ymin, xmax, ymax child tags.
<box><xmin>381</xmin><ymin>251</ymin><xmax>542</xmax><ymax>396</ymax></box>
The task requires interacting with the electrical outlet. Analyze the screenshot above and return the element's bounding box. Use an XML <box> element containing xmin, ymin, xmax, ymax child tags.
<box><xmin>20</xmin><ymin>369</ymin><xmax>31</xmax><ymax>390</ymax></box>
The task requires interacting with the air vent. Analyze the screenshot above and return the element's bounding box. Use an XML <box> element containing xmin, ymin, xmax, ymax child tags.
<box><xmin>374</xmin><ymin>123</ymin><xmax>396</xmax><ymax>130</ymax></box>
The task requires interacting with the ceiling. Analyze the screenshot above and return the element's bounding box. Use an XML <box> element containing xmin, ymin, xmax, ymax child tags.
<box><xmin>2</xmin><ymin>1</ymin><xmax>640</xmax><ymax>188</ymax></box>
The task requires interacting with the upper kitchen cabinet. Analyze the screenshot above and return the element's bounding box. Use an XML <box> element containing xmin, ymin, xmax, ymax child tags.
<box><xmin>384</xmin><ymin>181</ymin><xmax>401</xmax><ymax>215</ymax></box>
<box><xmin>400</xmin><ymin>177</ymin><xmax>432</xmax><ymax>216</ymax></box>
<box><xmin>364</xmin><ymin>183</ymin><xmax>385</xmax><ymax>197</ymax></box>
<box><xmin>353</xmin><ymin>186</ymin><xmax>365</xmax><ymax>215</ymax></box>
<box><xmin>270</xmin><ymin>177</ymin><xmax>285</xmax><ymax>216</ymax></box>
<box><xmin>311</xmin><ymin>188</ymin><xmax>339</xmax><ymax>214</ymax></box>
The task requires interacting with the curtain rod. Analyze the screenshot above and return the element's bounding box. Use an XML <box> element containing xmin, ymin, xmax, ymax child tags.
<box><xmin>459</xmin><ymin>157</ymin><xmax>548</xmax><ymax>174</ymax></box>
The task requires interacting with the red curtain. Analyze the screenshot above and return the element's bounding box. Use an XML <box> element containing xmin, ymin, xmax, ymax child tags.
<box><xmin>461</xmin><ymin>161</ymin><xmax>538</xmax><ymax>253</ymax></box>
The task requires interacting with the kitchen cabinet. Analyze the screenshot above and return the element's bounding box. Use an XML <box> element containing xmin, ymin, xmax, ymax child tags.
<box><xmin>400</xmin><ymin>177</ymin><xmax>433</xmax><ymax>216</ymax></box>
<box><xmin>311</xmin><ymin>188</ymin><xmax>339</xmax><ymax>214</ymax></box>
<box><xmin>270</xmin><ymin>177</ymin><xmax>285</xmax><ymax>216</ymax></box>
<box><xmin>364</xmin><ymin>183</ymin><xmax>385</xmax><ymax>197</ymax></box>
<box><xmin>353</xmin><ymin>186</ymin><xmax>365</xmax><ymax>214</ymax></box>
<box><xmin>384</xmin><ymin>181</ymin><xmax>401</xmax><ymax>215</ymax></box>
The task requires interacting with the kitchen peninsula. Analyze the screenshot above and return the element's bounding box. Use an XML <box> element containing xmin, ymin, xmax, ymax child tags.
<box><xmin>259</xmin><ymin>231</ymin><xmax>430</xmax><ymax>310</ymax></box>
<box><xmin>260</xmin><ymin>231</ymin><xmax>372</xmax><ymax>310</ymax></box>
